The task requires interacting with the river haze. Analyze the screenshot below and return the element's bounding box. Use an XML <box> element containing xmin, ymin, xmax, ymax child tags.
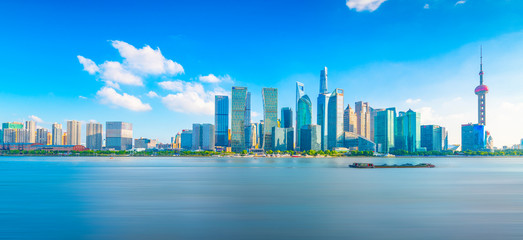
<box><xmin>1</xmin><ymin>157</ymin><xmax>523</xmax><ymax>240</ymax></box>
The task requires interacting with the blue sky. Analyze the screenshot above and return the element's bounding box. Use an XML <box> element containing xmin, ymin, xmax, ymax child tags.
<box><xmin>1</xmin><ymin>0</ymin><xmax>523</xmax><ymax>147</ymax></box>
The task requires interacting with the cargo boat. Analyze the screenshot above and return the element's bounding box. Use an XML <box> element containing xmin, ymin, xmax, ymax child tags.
<box><xmin>349</xmin><ymin>163</ymin><xmax>435</xmax><ymax>168</ymax></box>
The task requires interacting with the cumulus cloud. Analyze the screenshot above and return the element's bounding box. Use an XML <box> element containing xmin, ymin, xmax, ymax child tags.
<box><xmin>158</xmin><ymin>80</ymin><xmax>185</xmax><ymax>92</ymax></box>
<box><xmin>28</xmin><ymin>115</ymin><xmax>43</xmax><ymax>123</ymax></box>
<box><xmin>97</xmin><ymin>87</ymin><xmax>152</xmax><ymax>111</ymax></box>
<box><xmin>77</xmin><ymin>56</ymin><xmax>99</xmax><ymax>74</ymax></box>
<box><xmin>111</xmin><ymin>40</ymin><xmax>184</xmax><ymax>75</ymax></box>
<box><xmin>424</xmin><ymin>4</ymin><xmax>429</xmax><ymax>9</ymax></box>
<box><xmin>346</xmin><ymin>0</ymin><xmax>387</xmax><ymax>12</ymax></box>
<box><xmin>99</xmin><ymin>61</ymin><xmax>143</xmax><ymax>86</ymax></box>
<box><xmin>161</xmin><ymin>81</ymin><xmax>228</xmax><ymax>115</ymax></box>
<box><xmin>146</xmin><ymin>91</ymin><xmax>159</xmax><ymax>98</ymax></box>
<box><xmin>78</xmin><ymin>40</ymin><xmax>184</xmax><ymax>88</ymax></box>
<box><xmin>405</xmin><ymin>98</ymin><xmax>421</xmax><ymax>104</ymax></box>
<box><xmin>455</xmin><ymin>0</ymin><xmax>466</xmax><ymax>5</ymax></box>
<box><xmin>199</xmin><ymin>74</ymin><xmax>233</xmax><ymax>83</ymax></box>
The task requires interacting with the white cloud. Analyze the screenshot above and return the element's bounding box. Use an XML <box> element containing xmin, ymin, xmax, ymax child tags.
<box><xmin>199</xmin><ymin>74</ymin><xmax>233</xmax><ymax>83</ymax></box>
<box><xmin>28</xmin><ymin>115</ymin><xmax>43</xmax><ymax>123</ymax></box>
<box><xmin>96</xmin><ymin>87</ymin><xmax>152</xmax><ymax>111</ymax></box>
<box><xmin>79</xmin><ymin>96</ymin><xmax>87</xmax><ymax>99</ymax></box>
<box><xmin>111</xmin><ymin>40</ymin><xmax>184</xmax><ymax>76</ymax></box>
<box><xmin>146</xmin><ymin>91</ymin><xmax>159</xmax><ymax>98</ymax></box>
<box><xmin>161</xmin><ymin>81</ymin><xmax>228</xmax><ymax>115</ymax></box>
<box><xmin>405</xmin><ymin>98</ymin><xmax>421</xmax><ymax>104</ymax></box>
<box><xmin>158</xmin><ymin>80</ymin><xmax>185</xmax><ymax>92</ymax></box>
<box><xmin>424</xmin><ymin>4</ymin><xmax>429</xmax><ymax>9</ymax></box>
<box><xmin>455</xmin><ymin>0</ymin><xmax>466</xmax><ymax>5</ymax></box>
<box><xmin>99</xmin><ymin>61</ymin><xmax>143</xmax><ymax>86</ymax></box>
<box><xmin>346</xmin><ymin>0</ymin><xmax>387</xmax><ymax>12</ymax></box>
<box><xmin>77</xmin><ymin>56</ymin><xmax>99</xmax><ymax>74</ymax></box>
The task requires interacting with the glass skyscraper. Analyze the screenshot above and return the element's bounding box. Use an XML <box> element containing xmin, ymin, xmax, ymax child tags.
<box><xmin>296</xmin><ymin>95</ymin><xmax>312</xmax><ymax>150</ymax></box>
<box><xmin>317</xmin><ymin>67</ymin><xmax>330</xmax><ymax>151</ymax></box>
<box><xmin>214</xmin><ymin>95</ymin><xmax>229</xmax><ymax>147</ymax></box>
<box><xmin>86</xmin><ymin>122</ymin><xmax>103</xmax><ymax>150</ymax></box>
<box><xmin>421</xmin><ymin>125</ymin><xmax>446</xmax><ymax>152</ymax></box>
<box><xmin>374</xmin><ymin>109</ymin><xmax>395</xmax><ymax>153</ymax></box>
<box><xmin>281</xmin><ymin>107</ymin><xmax>293</xmax><ymax>129</ymax></box>
<box><xmin>262</xmin><ymin>88</ymin><xmax>278</xmax><ymax>151</ymax></box>
<box><xmin>461</xmin><ymin>123</ymin><xmax>486</xmax><ymax>151</ymax></box>
<box><xmin>231</xmin><ymin>87</ymin><xmax>247</xmax><ymax>152</ymax></box>
<box><xmin>300</xmin><ymin>124</ymin><xmax>321</xmax><ymax>151</ymax></box>
<box><xmin>395</xmin><ymin>109</ymin><xmax>421</xmax><ymax>152</ymax></box>
<box><xmin>327</xmin><ymin>88</ymin><xmax>344</xmax><ymax>150</ymax></box>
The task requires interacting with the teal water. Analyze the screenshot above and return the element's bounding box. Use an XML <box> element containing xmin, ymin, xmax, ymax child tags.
<box><xmin>1</xmin><ymin>156</ymin><xmax>523</xmax><ymax>240</ymax></box>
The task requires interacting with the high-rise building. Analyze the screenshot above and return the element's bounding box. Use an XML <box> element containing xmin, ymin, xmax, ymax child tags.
<box><xmin>296</xmin><ymin>95</ymin><xmax>312</xmax><ymax>151</ymax></box>
<box><xmin>374</xmin><ymin>109</ymin><xmax>395</xmax><ymax>153</ymax></box>
<box><xmin>355</xmin><ymin>101</ymin><xmax>371</xmax><ymax>139</ymax></box>
<box><xmin>281</xmin><ymin>107</ymin><xmax>293</xmax><ymax>129</ymax></box>
<box><xmin>343</xmin><ymin>104</ymin><xmax>357</xmax><ymax>133</ymax></box>
<box><xmin>370</xmin><ymin>108</ymin><xmax>384</xmax><ymax>142</ymax></box>
<box><xmin>257</xmin><ymin>121</ymin><xmax>264</xmax><ymax>148</ymax></box>
<box><xmin>300</xmin><ymin>124</ymin><xmax>321</xmax><ymax>151</ymax></box>
<box><xmin>192</xmin><ymin>123</ymin><xmax>202</xmax><ymax>150</ymax></box>
<box><xmin>245</xmin><ymin>92</ymin><xmax>251</xmax><ymax>127</ymax></box>
<box><xmin>231</xmin><ymin>87</ymin><xmax>248</xmax><ymax>152</ymax></box>
<box><xmin>395</xmin><ymin>109</ymin><xmax>421</xmax><ymax>152</ymax></box>
<box><xmin>475</xmin><ymin>47</ymin><xmax>488</xmax><ymax>126</ymax></box>
<box><xmin>134</xmin><ymin>138</ymin><xmax>157</xmax><ymax>149</ymax></box>
<box><xmin>36</xmin><ymin>128</ymin><xmax>48</xmax><ymax>145</ymax></box>
<box><xmin>202</xmin><ymin>124</ymin><xmax>215</xmax><ymax>151</ymax></box>
<box><xmin>214</xmin><ymin>95</ymin><xmax>229</xmax><ymax>147</ymax></box>
<box><xmin>62</xmin><ymin>132</ymin><xmax>68</xmax><ymax>145</ymax></box>
<box><xmin>67</xmin><ymin>120</ymin><xmax>81</xmax><ymax>145</ymax></box>
<box><xmin>328</xmin><ymin>88</ymin><xmax>344</xmax><ymax>150</ymax></box>
<box><xmin>262</xmin><ymin>88</ymin><xmax>278</xmax><ymax>151</ymax></box>
<box><xmin>317</xmin><ymin>67</ymin><xmax>330</xmax><ymax>151</ymax></box>
<box><xmin>25</xmin><ymin>120</ymin><xmax>36</xmax><ymax>143</ymax></box>
<box><xmin>272</xmin><ymin>127</ymin><xmax>294</xmax><ymax>152</ymax></box>
<box><xmin>461</xmin><ymin>123</ymin><xmax>486</xmax><ymax>151</ymax></box>
<box><xmin>52</xmin><ymin>123</ymin><xmax>63</xmax><ymax>145</ymax></box>
<box><xmin>173</xmin><ymin>133</ymin><xmax>181</xmax><ymax>149</ymax></box>
<box><xmin>246</xmin><ymin>123</ymin><xmax>259</xmax><ymax>149</ymax></box>
<box><xmin>181</xmin><ymin>129</ymin><xmax>193</xmax><ymax>150</ymax></box>
<box><xmin>2</xmin><ymin>122</ymin><xmax>24</xmax><ymax>143</ymax></box>
<box><xmin>46</xmin><ymin>132</ymin><xmax>52</xmax><ymax>145</ymax></box>
<box><xmin>421</xmin><ymin>125</ymin><xmax>447</xmax><ymax>152</ymax></box>
<box><xmin>86</xmin><ymin>122</ymin><xmax>103</xmax><ymax>150</ymax></box>
<box><xmin>106</xmin><ymin>122</ymin><xmax>133</xmax><ymax>150</ymax></box>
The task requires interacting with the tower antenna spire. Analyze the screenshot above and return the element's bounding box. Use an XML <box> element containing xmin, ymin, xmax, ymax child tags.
<box><xmin>479</xmin><ymin>45</ymin><xmax>484</xmax><ymax>85</ymax></box>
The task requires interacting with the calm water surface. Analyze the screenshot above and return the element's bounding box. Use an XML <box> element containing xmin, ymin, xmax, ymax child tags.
<box><xmin>1</xmin><ymin>156</ymin><xmax>523</xmax><ymax>240</ymax></box>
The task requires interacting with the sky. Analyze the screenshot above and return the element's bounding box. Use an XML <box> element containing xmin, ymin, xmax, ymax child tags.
<box><xmin>1</xmin><ymin>0</ymin><xmax>523</xmax><ymax>147</ymax></box>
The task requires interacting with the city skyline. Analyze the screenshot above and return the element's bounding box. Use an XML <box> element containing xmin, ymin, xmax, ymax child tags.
<box><xmin>1</xmin><ymin>1</ymin><xmax>523</xmax><ymax>147</ymax></box>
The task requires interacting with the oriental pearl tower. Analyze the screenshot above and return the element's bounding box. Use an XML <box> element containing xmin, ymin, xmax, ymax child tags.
<box><xmin>475</xmin><ymin>47</ymin><xmax>488</xmax><ymax>125</ymax></box>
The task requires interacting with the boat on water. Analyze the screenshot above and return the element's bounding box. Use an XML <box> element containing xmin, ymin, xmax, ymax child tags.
<box><xmin>349</xmin><ymin>163</ymin><xmax>435</xmax><ymax>168</ymax></box>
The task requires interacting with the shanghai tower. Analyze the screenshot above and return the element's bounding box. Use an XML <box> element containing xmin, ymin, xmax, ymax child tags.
<box><xmin>317</xmin><ymin>67</ymin><xmax>330</xmax><ymax>151</ymax></box>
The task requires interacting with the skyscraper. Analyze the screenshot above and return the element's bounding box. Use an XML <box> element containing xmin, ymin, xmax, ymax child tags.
<box><xmin>395</xmin><ymin>109</ymin><xmax>421</xmax><ymax>152</ymax></box>
<box><xmin>475</xmin><ymin>47</ymin><xmax>488</xmax><ymax>126</ymax></box>
<box><xmin>215</xmin><ymin>95</ymin><xmax>229</xmax><ymax>147</ymax></box>
<box><xmin>343</xmin><ymin>104</ymin><xmax>357</xmax><ymax>133</ymax></box>
<box><xmin>202</xmin><ymin>124</ymin><xmax>215</xmax><ymax>151</ymax></box>
<box><xmin>374</xmin><ymin>109</ymin><xmax>395</xmax><ymax>153</ymax></box>
<box><xmin>421</xmin><ymin>125</ymin><xmax>446</xmax><ymax>152</ymax></box>
<box><xmin>25</xmin><ymin>120</ymin><xmax>36</xmax><ymax>143</ymax></box>
<box><xmin>355</xmin><ymin>101</ymin><xmax>371</xmax><ymax>139</ymax></box>
<box><xmin>262</xmin><ymin>88</ymin><xmax>278</xmax><ymax>151</ymax></box>
<box><xmin>296</xmin><ymin>95</ymin><xmax>312</xmax><ymax>150</ymax></box>
<box><xmin>245</xmin><ymin>92</ymin><xmax>251</xmax><ymax>127</ymax></box>
<box><xmin>86</xmin><ymin>122</ymin><xmax>103</xmax><ymax>150</ymax></box>
<box><xmin>67</xmin><ymin>120</ymin><xmax>81</xmax><ymax>145</ymax></box>
<box><xmin>281</xmin><ymin>107</ymin><xmax>293</xmax><ymax>128</ymax></box>
<box><xmin>231</xmin><ymin>86</ymin><xmax>247</xmax><ymax>152</ymax></box>
<box><xmin>36</xmin><ymin>128</ymin><xmax>48</xmax><ymax>145</ymax></box>
<box><xmin>461</xmin><ymin>123</ymin><xmax>486</xmax><ymax>151</ymax></box>
<box><xmin>106</xmin><ymin>121</ymin><xmax>133</xmax><ymax>150</ymax></box>
<box><xmin>328</xmin><ymin>88</ymin><xmax>344</xmax><ymax>150</ymax></box>
<box><xmin>52</xmin><ymin>123</ymin><xmax>62</xmax><ymax>145</ymax></box>
<box><xmin>317</xmin><ymin>67</ymin><xmax>330</xmax><ymax>151</ymax></box>
<box><xmin>369</xmin><ymin>108</ymin><xmax>384</xmax><ymax>142</ymax></box>
<box><xmin>300</xmin><ymin>124</ymin><xmax>321</xmax><ymax>151</ymax></box>
<box><xmin>181</xmin><ymin>129</ymin><xmax>193</xmax><ymax>150</ymax></box>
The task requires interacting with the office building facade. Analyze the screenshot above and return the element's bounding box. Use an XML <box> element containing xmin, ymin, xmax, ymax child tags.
<box><xmin>262</xmin><ymin>88</ymin><xmax>278</xmax><ymax>150</ymax></box>
<box><xmin>86</xmin><ymin>122</ymin><xmax>103</xmax><ymax>150</ymax></box>
<box><xmin>106</xmin><ymin>121</ymin><xmax>133</xmax><ymax>150</ymax></box>
<box><xmin>231</xmin><ymin>87</ymin><xmax>248</xmax><ymax>152</ymax></box>
<box><xmin>300</xmin><ymin>124</ymin><xmax>321</xmax><ymax>151</ymax></box>
<box><xmin>461</xmin><ymin>123</ymin><xmax>486</xmax><ymax>151</ymax></box>
<box><xmin>328</xmin><ymin>88</ymin><xmax>344</xmax><ymax>150</ymax></box>
<box><xmin>215</xmin><ymin>95</ymin><xmax>229</xmax><ymax>147</ymax></box>
<box><xmin>374</xmin><ymin>109</ymin><xmax>395</xmax><ymax>153</ymax></box>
